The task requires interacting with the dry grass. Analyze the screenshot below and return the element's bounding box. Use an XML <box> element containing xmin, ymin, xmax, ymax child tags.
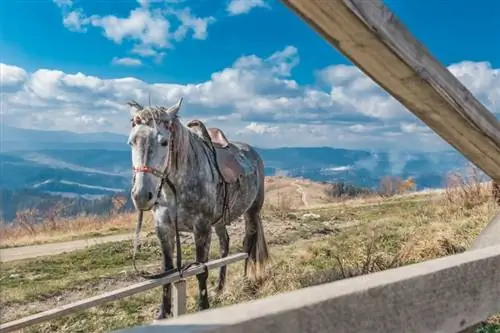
<box><xmin>0</xmin><ymin>212</ymin><xmax>141</xmax><ymax>249</ymax></box>
<box><xmin>1</xmin><ymin>176</ymin><xmax>361</xmax><ymax>249</ymax></box>
<box><xmin>0</xmin><ymin>172</ymin><xmax>498</xmax><ymax>332</ymax></box>
<box><xmin>0</xmin><ymin>173</ymin><xmax>491</xmax><ymax>250</ymax></box>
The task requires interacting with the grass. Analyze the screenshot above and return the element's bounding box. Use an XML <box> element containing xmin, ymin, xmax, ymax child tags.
<box><xmin>0</xmin><ymin>175</ymin><xmax>437</xmax><ymax>249</ymax></box>
<box><xmin>0</xmin><ymin>212</ymin><xmax>143</xmax><ymax>249</ymax></box>
<box><xmin>1</xmin><ymin>174</ymin><xmax>498</xmax><ymax>332</ymax></box>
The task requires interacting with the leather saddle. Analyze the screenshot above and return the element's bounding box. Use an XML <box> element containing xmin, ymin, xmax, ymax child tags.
<box><xmin>186</xmin><ymin>119</ymin><xmax>245</xmax><ymax>184</ymax></box>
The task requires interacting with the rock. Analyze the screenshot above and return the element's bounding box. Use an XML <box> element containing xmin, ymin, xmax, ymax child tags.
<box><xmin>301</xmin><ymin>213</ymin><xmax>321</xmax><ymax>220</ymax></box>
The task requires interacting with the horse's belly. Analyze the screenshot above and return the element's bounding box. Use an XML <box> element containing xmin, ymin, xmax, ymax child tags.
<box><xmin>225</xmin><ymin>177</ymin><xmax>260</xmax><ymax>221</ymax></box>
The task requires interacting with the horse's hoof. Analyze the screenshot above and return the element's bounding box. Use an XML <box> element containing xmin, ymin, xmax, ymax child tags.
<box><xmin>199</xmin><ymin>303</ymin><xmax>210</xmax><ymax>311</ymax></box>
<box><xmin>155</xmin><ymin>309</ymin><xmax>169</xmax><ymax>320</ymax></box>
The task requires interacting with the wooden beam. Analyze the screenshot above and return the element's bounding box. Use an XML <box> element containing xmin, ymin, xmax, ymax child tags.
<box><xmin>278</xmin><ymin>0</ymin><xmax>500</xmax><ymax>181</ymax></box>
<box><xmin>461</xmin><ymin>212</ymin><xmax>500</xmax><ymax>330</ymax></box>
<box><xmin>471</xmin><ymin>212</ymin><xmax>500</xmax><ymax>250</ymax></box>
<box><xmin>173</xmin><ymin>280</ymin><xmax>188</xmax><ymax>317</ymax></box>
<box><xmin>0</xmin><ymin>253</ymin><xmax>248</xmax><ymax>333</ymax></box>
<box><xmin>116</xmin><ymin>245</ymin><xmax>500</xmax><ymax>333</ymax></box>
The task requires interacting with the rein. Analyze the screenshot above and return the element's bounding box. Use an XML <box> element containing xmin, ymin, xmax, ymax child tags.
<box><xmin>131</xmin><ymin>121</ymin><xmax>207</xmax><ymax>280</ymax></box>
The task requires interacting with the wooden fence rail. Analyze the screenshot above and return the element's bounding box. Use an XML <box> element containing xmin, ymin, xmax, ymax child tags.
<box><xmin>0</xmin><ymin>253</ymin><xmax>248</xmax><ymax>333</ymax></box>
<box><xmin>116</xmin><ymin>244</ymin><xmax>500</xmax><ymax>333</ymax></box>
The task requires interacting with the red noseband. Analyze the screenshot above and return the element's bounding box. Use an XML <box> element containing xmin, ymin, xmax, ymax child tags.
<box><xmin>133</xmin><ymin>165</ymin><xmax>153</xmax><ymax>173</ymax></box>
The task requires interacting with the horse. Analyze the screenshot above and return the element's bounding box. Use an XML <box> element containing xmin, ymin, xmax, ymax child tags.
<box><xmin>126</xmin><ymin>97</ymin><xmax>270</xmax><ymax>319</ymax></box>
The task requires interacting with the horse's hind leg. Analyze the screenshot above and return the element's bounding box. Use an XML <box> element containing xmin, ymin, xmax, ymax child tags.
<box><xmin>194</xmin><ymin>222</ymin><xmax>212</xmax><ymax>310</ymax></box>
<box><xmin>214</xmin><ymin>224</ymin><xmax>230</xmax><ymax>292</ymax></box>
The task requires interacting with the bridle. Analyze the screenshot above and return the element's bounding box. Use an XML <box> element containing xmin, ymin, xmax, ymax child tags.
<box><xmin>130</xmin><ymin>117</ymin><xmax>206</xmax><ymax>280</ymax></box>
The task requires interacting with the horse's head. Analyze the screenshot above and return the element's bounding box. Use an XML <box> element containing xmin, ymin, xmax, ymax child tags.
<box><xmin>127</xmin><ymin>97</ymin><xmax>183</xmax><ymax>211</ymax></box>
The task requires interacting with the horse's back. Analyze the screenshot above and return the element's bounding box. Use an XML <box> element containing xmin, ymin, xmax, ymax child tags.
<box><xmin>229</xmin><ymin>141</ymin><xmax>264</xmax><ymax>173</ymax></box>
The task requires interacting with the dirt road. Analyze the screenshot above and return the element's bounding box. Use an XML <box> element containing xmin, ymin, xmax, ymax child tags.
<box><xmin>0</xmin><ymin>233</ymin><xmax>133</xmax><ymax>263</ymax></box>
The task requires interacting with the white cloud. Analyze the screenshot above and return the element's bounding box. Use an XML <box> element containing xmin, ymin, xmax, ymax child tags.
<box><xmin>52</xmin><ymin>0</ymin><xmax>72</xmax><ymax>8</ymax></box>
<box><xmin>90</xmin><ymin>8</ymin><xmax>171</xmax><ymax>49</ymax></box>
<box><xmin>317</xmin><ymin>64</ymin><xmax>408</xmax><ymax>120</ymax></box>
<box><xmin>1</xmin><ymin>47</ymin><xmax>498</xmax><ymax>151</ymax></box>
<box><xmin>53</xmin><ymin>2</ymin><xmax>216</xmax><ymax>61</ymax></box>
<box><xmin>238</xmin><ymin>122</ymin><xmax>280</xmax><ymax>135</ymax></box>
<box><xmin>448</xmin><ymin>61</ymin><xmax>500</xmax><ymax>112</ymax></box>
<box><xmin>1</xmin><ymin>64</ymin><xmax>27</xmax><ymax>86</ymax></box>
<box><xmin>170</xmin><ymin>8</ymin><xmax>216</xmax><ymax>41</ymax></box>
<box><xmin>111</xmin><ymin>57</ymin><xmax>143</xmax><ymax>67</ymax></box>
<box><xmin>63</xmin><ymin>9</ymin><xmax>90</xmax><ymax>32</ymax></box>
<box><xmin>227</xmin><ymin>0</ymin><xmax>269</xmax><ymax>16</ymax></box>
<box><xmin>400</xmin><ymin>122</ymin><xmax>430</xmax><ymax>134</ymax></box>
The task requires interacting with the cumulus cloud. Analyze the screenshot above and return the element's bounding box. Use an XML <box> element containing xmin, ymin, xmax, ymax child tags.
<box><xmin>226</xmin><ymin>0</ymin><xmax>270</xmax><ymax>16</ymax></box>
<box><xmin>1</xmin><ymin>47</ymin><xmax>498</xmax><ymax>150</ymax></box>
<box><xmin>1</xmin><ymin>64</ymin><xmax>27</xmax><ymax>86</ymax></box>
<box><xmin>53</xmin><ymin>0</ymin><xmax>215</xmax><ymax>61</ymax></box>
<box><xmin>448</xmin><ymin>61</ymin><xmax>500</xmax><ymax>112</ymax></box>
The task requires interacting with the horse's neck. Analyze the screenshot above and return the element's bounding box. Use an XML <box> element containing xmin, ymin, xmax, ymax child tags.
<box><xmin>169</xmin><ymin>120</ymin><xmax>215</xmax><ymax>182</ymax></box>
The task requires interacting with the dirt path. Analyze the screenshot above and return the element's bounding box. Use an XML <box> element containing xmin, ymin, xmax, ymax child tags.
<box><xmin>0</xmin><ymin>233</ymin><xmax>134</xmax><ymax>262</ymax></box>
<box><xmin>294</xmin><ymin>181</ymin><xmax>309</xmax><ymax>207</ymax></box>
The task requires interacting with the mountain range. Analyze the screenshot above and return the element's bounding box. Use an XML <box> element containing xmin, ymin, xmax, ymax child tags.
<box><xmin>0</xmin><ymin>124</ymin><xmax>476</xmax><ymax>221</ymax></box>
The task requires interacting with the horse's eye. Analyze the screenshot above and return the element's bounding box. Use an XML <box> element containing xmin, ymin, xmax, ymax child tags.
<box><xmin>160</xmin><ymin>140</ymin><xmax>168</xmax><ymax>147</ymax></box>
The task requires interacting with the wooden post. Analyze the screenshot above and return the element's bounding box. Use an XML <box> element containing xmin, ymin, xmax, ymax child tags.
<box><xmin>172</xmin><ymin>279</ymin><xmax>187</xmax><ymax>317</ymax></box>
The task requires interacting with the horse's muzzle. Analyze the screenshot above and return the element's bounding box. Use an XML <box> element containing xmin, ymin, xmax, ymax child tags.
<box><xmin>132</xmin><ymin>186</ymin><xmax>154</xmax><ymax>211</ymax></box>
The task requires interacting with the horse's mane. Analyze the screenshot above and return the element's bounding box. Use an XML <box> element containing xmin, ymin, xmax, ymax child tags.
<box><xmin>168</xmin><ymin>116</ymin><xmax>213</xmax><ymax>177</ymax></box>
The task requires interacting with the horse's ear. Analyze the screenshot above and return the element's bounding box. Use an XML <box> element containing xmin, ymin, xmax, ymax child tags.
<box><xmin>164</xmin><ymin>97</ymin><xmax>183</xmax><ymax>117</ymax></box>
<box><xmin>126</xmin><ymin>100</ymin><xmax>143</xmax><ymax>117</ymax></box>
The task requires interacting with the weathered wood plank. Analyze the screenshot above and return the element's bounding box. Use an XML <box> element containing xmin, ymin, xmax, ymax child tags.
<box><xmin>173</xmin><ymin>280</ymin><xmax>188</xmax><ymax>317</ymax></box>
<box><xmin>471</xmin><ymin>212</ymin><xmax>500</xmax><ymax>250</ymax></box>
<box><xmin>279</xmin><ymin>0</ymin><xmax>500</xmax><ymax>181</ymax></box>
<box><xmin>463</xmin><ymin>212</ymin><xmax>500</xmax><ymax>330</ymax></box>
<box><xmin>0</xmin><ymin>253</ymin><xmax>248</xmax><ymax>333</ymax></box>
<box><xmin>116</xmin><ymin>245</ymin><xmax>500</xmax><ymax>333</ymax></box>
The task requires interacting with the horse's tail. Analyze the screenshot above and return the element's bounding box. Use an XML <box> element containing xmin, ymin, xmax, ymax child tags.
<box><xmin>245</xmin><ymin>209</ymin><xmax>270</xmax><ymax>281</ymax></box>
<box><xmin>244</xmin><ymin>150</ymin><xmax>270</xmax><ymax>281</ymax></box>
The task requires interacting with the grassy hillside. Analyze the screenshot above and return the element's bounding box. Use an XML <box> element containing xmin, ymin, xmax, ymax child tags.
<box><xmin>0</xmin><ymin>176</ymin><xmax>370</xmax><ymax>247</ymax></box>
<box><xmin>1</xmin><ymin>176</ymin><xmax>499</xmax><ymax>332</ymax></box>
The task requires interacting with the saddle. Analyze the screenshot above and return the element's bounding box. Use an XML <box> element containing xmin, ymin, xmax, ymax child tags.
<box><xmin>186</xmin><ymin>119</ymin><xmax>244</xmax><ymax>184</ymax></box>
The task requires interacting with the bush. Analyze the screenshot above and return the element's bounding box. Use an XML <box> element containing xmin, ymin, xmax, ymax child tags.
<box><xmin>326</xmin><ymin>182</ymin><xmax>372</xmax><ymax>199</ymax></box>
<box><xmin>443</xmin><ymin>164</ymin><xmax>490</xmax><ymax>210</ymax></box>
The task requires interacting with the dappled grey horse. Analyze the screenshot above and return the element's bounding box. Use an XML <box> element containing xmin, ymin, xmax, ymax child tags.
<box><xmin>127</xmin><ymin>98</ymin><xmax>270</xmax><ymax>319</ymax></box>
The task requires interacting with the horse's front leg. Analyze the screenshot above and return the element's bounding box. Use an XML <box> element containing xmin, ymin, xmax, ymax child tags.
<box><xmin>155</xmin><ymin>207</ymin><xmax>175</xmax><ymax>319</ymax></box>
<box><xmin>194</xmin><ymin>222</ymin><xmax>212</xmax><ymax>310</ymax></box>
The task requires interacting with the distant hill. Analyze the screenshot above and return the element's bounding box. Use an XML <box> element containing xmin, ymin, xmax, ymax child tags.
<box><xmin>0</xmin><ymin>188</ymin><xmax>134</xmax><ymax>223</ymax></box>
<box><xmin>0</xmin><ymin>147</ymin><xmax>466</xmax><ymax>194</ymax></box>
<box><xmin>0</xmin><ymin>125</ymin><xmax>476</xmax><ymax>222</ymax></box>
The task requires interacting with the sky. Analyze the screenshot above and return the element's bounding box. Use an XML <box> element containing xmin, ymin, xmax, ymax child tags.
<box><xmin>0</xmin><ymin>0</ymin><xmax>499</xmax><ymax>151</ymax></box>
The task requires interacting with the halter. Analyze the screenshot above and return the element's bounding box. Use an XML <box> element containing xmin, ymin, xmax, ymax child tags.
<box><xmin>131</xmin><ymin>118</ymin><xmax>174</xmax><ymax>210</ymax></box>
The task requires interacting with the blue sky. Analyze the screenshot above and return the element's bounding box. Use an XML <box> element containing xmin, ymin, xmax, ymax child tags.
<box><xmin>1</xmin><ymin>0</ymin><xmax>499</xmax><ymax>151</ymax></box>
